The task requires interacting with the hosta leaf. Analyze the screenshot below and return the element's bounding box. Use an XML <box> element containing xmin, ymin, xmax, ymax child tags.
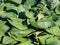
<box><xmin>0</xmin><ymin>20</ymin><xmax>9</xmax><ymax>42</ymax></box>
<box><xmin>0</xmin><ymin>11</ymin><xmax>17</xmax><ymax>20</ymax></box>
<box><xmin>0</xmin><ymin>11</ymin><xmax>7</xmax><ymax>18</ymax></box>
<box><xmin>5</xmin><ymin>3</ymin><xmax>17</xmax><ymax>11</ymax></box>
<box><xmin>46</xmin><ymin>36</ymin><xmax>60</xmax><ymax>45</ymax></box>
<box><xmin>37</xmin><ymin>16</ymin><xmax>55</xmax><ymax>29</ymax></box>
<box><xmin>17</xmin><ymin>5</ymin><xmax>26</xmax><ymax>13</ymax></box>
<box><xmin>0</xmin><ymin>11</ymin><xmax>17</xmax><ymax>18</ymax></box>
<box><xmin>5</xmin><ymin>3</ymin><xmax>26</xmax><ymax>13</ymax></box>
<box><xmin>55</xmin><ymin>19</ymin><xmax>60</xmax><ymax>26</ymax></box>
<box><xmin>37</xmin><ymin>21</ymin><xmax>54</xmax><ymax>29</ymax></box>
<box><xmin>0</xmin><ymin>11</ymin><xmax>27</xmax><ymax>30</ymax></box>
<box><xmin>38</xmin><ymin>34</ymin><xmax>53</xmax><ymax>45</ymax></box>
<box><xmin>37</xmin><ymin>16</ymin><xmax>53</xmax><ymax>22</ymax></box>
<box><xmin>0</xmin><ymin>0</ymin><xmax>60</xmax><ymax>45</ymax></box>
<box><xmin>24</xmin><ymin>0</ymin><xmax>36</xmax><ymax>9</ymax></box>
<box><xmin>46</xmin><ymin>26</ymin><xmax>60</xmax><ymax>36</ymax></box>
<box><xmin>9</xmin><ymin>27</ymin><xmax>35</xmax><ymax>37</ymax></box>
<box><xmin>39</xmin><ymin>6</ymin><xmax>51</xmax><ymax>15</ymax></box>
<box><xmin>29</xmin><ymin>19</ymin><xmax>39</xmax><ymax>28</ymax></box>
<box><xmin>8</xmin><ymin>32</ymin><xmax>28</xmax><ymax>43</ymax></box>
<box><xmin>3</xmin><ymin>36</ymin><xmax>17</xmax><ymax>44</ymax></box>
<box><xmin>46</xmin><ymin>0</ymin><xmax>59</xmax><ymax>9</ymax></box>
<box><xmin>55</xmin><ymin>3</ymin><xmax>60</xmax><ymax>14</ymax></box>
<box><xmin>8</xmin><ymin>18</ymin><xmax>28</xmax><ymax>30</ymax></box>
<box><xmin>25</xmin><ymin>11</ymin><xmax>35</xmax><ymax>19</ymax></box>
<box><xmin>6</xmin><ymin>12</ymin><xmax>18</xmax><ymax>19</ymax></box>
<box><xmin>0</xmin><ymin>20</ymin><xmax>9</xmax><ymax>36</ymax></box>
<box><xmin>0</xmin><ymin>1</ymin><xmax>4</xmax><ymax>11</ymax></box>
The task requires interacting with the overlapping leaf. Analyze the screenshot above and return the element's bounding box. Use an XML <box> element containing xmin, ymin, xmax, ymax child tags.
<box><xmin>0</xmin><ymin>0</ymin><xmax>60</xmax><ymax>45</ymax></box>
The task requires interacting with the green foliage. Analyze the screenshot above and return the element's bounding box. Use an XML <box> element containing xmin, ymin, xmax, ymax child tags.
<box><xmin>55</xmin><ymin>3</ymin><xmax>60</xmax><ymax>14</ymax></box>
<box><xmin>3</xmin><ymin>36</ymin><xmax>16</xmax><ymax>44</ymax></box>
<box><xmin>0</xmin><ymin>0</ymin><xmax>60</xmax><ymax>45</ymax></box>
<box><xmin>46</xmin><ymin>0</ymin><xmax>59</xmax><ymax>9</ymax></box>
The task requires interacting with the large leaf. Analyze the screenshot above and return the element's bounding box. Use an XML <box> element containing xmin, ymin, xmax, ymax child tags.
<box><xmin>0</xmin><ymin>20</ymin><xmax>9</xmax><ymax>42</ymax></box>
<box><xmin>0</xmin><ymin>11</ymin><xmax>17</xmax><ymax>18</ymax></box>
<box><xmin>9</xmin><ymin>27</ymin><xmax>35</xmax><ymax>37</ymax></box>
<box><xmin>38</xmin><ymin>21</ymin><xmax>54</xmax><ymax>29</ymax></box>
<box><xmin>5</xmin><ymin>3</ymin><xmax>17</xmax><ymax>11</ymax></box>
<box><xmin>38</xmin><ymin>34</ymin><xmax>53</xmax><ymax>45</ymax></box>
<box><xmin>46</xmin><ymin>36</ymin><xmax>60</xmax><ymax>45</ymax></box>
<box><xmin>8</xmin><ymin>17</ymin><xmax>28</xmax><ymax>30</ymax></box>
<box><xmin>5</xmin><ymin>3</ymin><xmax>26</xmax><ymax>13</ymax></box>
<box><xmin>9</xmin><ymin>32</ymin><xmax>28</xmax><ymax>43</ymax></box>
<box><xmin>5</xmin><ymin>3</ymin><xmax>27</xmax><ymax>13</ymax></box>
<box><xmin>37</xmin><ymin>16</ymin><xmax>55</xmax><ymax>29</ymax></box>
<box><xmin>46</xmin><ymin>26</ymin><xmax>60</xmax><ymax>36</ymax></box>
<box><xmin>0</xmin><ymin>11</ymin><xmax>27</xmax><ymax>30</ymax></box>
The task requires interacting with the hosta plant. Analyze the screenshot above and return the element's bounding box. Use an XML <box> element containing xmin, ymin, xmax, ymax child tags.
<box><xmin>0</xmin><ymin>0</ymin><xmax>60</xmax><ymax>45</ymax></box>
